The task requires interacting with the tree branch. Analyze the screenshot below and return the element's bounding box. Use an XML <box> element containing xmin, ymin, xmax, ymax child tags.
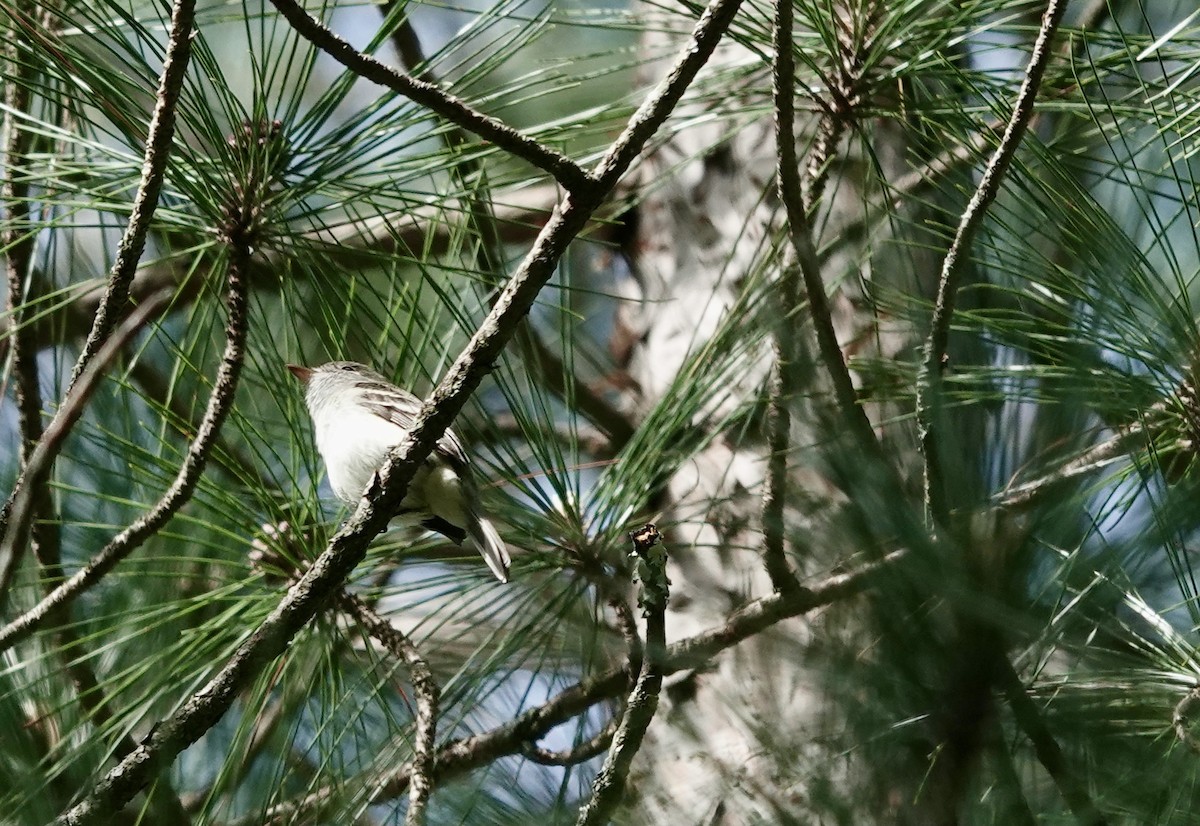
<box><xmin>763</xmin><ymin>0</ymin><xmax>884</xmax><ymax>593</ymax></box>
<box><xmin>0</xmin><ymin>254</ymin><xmax>248</xmax><ymax>654</ymax></box>
<box><xmin>998</xmin><ymin>658</ymin><xmax>1108</xmax><ymax>826</ymax></box>
<box><xmin>914</xmin><ymin>0</ymin><xmax>1067</xmax><ymax>526</ymax></box>
<box><xmin>268</xmin><ymin>0</ymin><xmax>592</xmax><ymax>193</ymax></box>
<box><xmin>574</xmin><ymin>525</ymin><xmax>668</xmax><ymax>825</ymax></box>
<box><xmin>66</xmin><ymin>0</ymin><xmax>195</xmax><ymax>394</ymax></box>
<box><xmin>761</xmin><ymin>0</ymin><xmax>806</xmax><ymax>593</ymax></box>
<box><xmin>251</xmin><ymin>548</ymin><xmax>905</xmax><ymax>824</ymax></box>
<box><xmin>0</xmin><ymin>0</ymin><xmax>197</xmax><ymax>586</ymax></box>
<box><xmin>376</xmin><ymin>6</ymin><xmax>637</xmax><ymax>450</ymax></box>
<box><xmin>338</xmin><ymin>591</ymin><xmax>439</xmax><ymax>826</ymax></box>
<box><xmin>1</xmin><ymin>0</ymin><xmax>52</xmax><ymax>603</ymax></box>
<box><xmin>0</xmin><ymin>289</ymin><xmax>172</xmax><ymax>597</ymax></box>
<box><xmin>52</xmin><ymin>0</ymin><xmax>747</xmax><ymax>819</ymax></box>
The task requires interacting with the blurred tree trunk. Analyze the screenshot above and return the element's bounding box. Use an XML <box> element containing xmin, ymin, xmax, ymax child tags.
<box><xmin>616</xmin><ymin>3</ymin><xmax>937</xmax><ymax>821</ymax></box>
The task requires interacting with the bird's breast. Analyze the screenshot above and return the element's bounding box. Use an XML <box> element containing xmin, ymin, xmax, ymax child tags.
<box><xmin>314</xmin><ymin>405</ymin><xmax>406</xmax><ymax>504</ymax></box>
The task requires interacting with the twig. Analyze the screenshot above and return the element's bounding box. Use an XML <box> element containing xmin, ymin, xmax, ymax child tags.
<box><xmin>914</xmin><ymin>0</ymin><xmax>1067</xmax><ymax>526</ymax></box>
<box><xmin>0</xmin><ymin>290</ymin><xmax>173</xmax><ymax>591</ymax></box>
<box><xmin>0</xmin><ymin>251</ymin><xmax>248</xmax><ymax>654</ymax></box>
<box><xmin>338</xmin><ymin>591</ymin><xmax>439</xmax><ymax>826</ymax></box>
<box><xmin>760</xmin><ymin>0</ymin><xmax>807</xmax><ymax>593</ymax></box>
<box><xmin>267</xmin><ymin>0</ymin><xmax>591</xmax><ymax>193</ymax></box>
<box><xmin>516</xmin><ymin>563</ymin><xmax>640</xmax><ymax>767</ymax></box>
<box><xmin>65</xmin><ymin>0</ymin><xmax>195</xmax><ymax>394</ymax></box>
<box><xmin>522</xmin><ymin>713</ymin><xmax>620</xmax><ymax>767</ymax></box>
<box><xmin>763</xmin><ymin>0</ymin><xmax>883</xmax><ymax>593</ymax></box>
<box><xmin>0</xmin><ymin>288</ymin><xmax>192</xmax><ymax>820</ymax></box>
<box><xmin>574</xmin><ymin>525</ymin><xmax>668</xmax><ymax>825</ymax></box>
<box><xmin>1</xmin><ymin>0</ymin><xmax>54</xmax><ymax>604</ymax></box>
<box><xmin>772</xmin><ymin>0</ymin><xmax>877</xmax><ymax>460</ymax></box>
<box><xmin>377</xmin><ymin>7</ymin><xmax>637</xmax><ymax>450</ymax></box>
<box><xmin>998</xmin><ymin>658</ymin><xmax>1108</xmax><ymax>826</ymax></box>
<box><xmin>996</xmin><ymin>423</ymin><xmax>1147</xmax><ymax>509</ymax></box>
<box><xmin>250</xmin><ymin>548</ymin><xmax>906</xmax><ymax>824</ymax></box>
<box><xmin>53</xmin><ymin>0</ymin><xmax>746</xmax><ymax>819</ymax></box>
<box><xmin>0</xmin><ymin>0</ymin><xmax>196</xmax><ymax>580</ymax></box>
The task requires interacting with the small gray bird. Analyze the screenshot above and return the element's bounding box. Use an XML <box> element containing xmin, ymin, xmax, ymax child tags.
<box><xmin>288</xmin><ymin>361</ymin><xmax>511</xmax><ymax>582</ymax></box>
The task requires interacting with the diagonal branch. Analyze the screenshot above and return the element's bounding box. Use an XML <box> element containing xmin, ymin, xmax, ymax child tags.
<box><xmin>998</xmin><ymin>657</ymin><xmax>1108</xmax><ymax>825</ymax></box>
<box><xmin>0</xmin><ymin>0</ymin><xmax>196</xmax><ymax>584</ymax></box>
<box><xmin>65</xmin><ymin>0</ymin><xmax>195</xmax><ymax>393</ymax></box>
<box><xmin>249</xmin><ymin>548</ymin><xmax>906</xmax><ymax>824</ymax></box>
<box><xmin>914</xmin><ymin>0</ymin><xmax>1068</xmax><ymax>526</ymax></box>
<box><xmin>338</xmin><ymin>591</ymin><xmax>439</xmax><ymax>826</ymax></box>
<box><xmin>377</xmin><ymin>8</ymin><xmax>636</xmax><ymax>449</ymax></box>
<box><xmin>1</xmin><ymin>0</ymin><xmax>55</xmax><ymax>605</ymax></box>
<box><xmin>52</xmin><ymin>0</ymin><xmax>748</xmax><ymax>820</ymax></box>
<box><xmin>268</xmin><ymin>0</ymin><xmax>592</xmax><ymax>193</ymax></box>
<box><xmin>0</xmin><ymin>253</ymin><xmax>249</xmax><ymax>654</ymax></box>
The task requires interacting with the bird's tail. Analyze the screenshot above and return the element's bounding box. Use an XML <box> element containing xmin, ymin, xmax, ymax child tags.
<box><xmin>469</xmin><ymin>514</ymin><xmax>511</xmax><ymax>583</ymax></box>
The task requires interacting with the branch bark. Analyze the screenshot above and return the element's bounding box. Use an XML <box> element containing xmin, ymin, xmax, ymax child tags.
<box><xmin>575</xmin><ymin>525</ymin><xmax>668</xmax><ymax>825</ymax></box>
<box><xmin>250</xmin><ymin>549</ymin><xmax>905</xmax><ymax>824</ymax></box>
<box><xmin>268</xmin><ymin>0</ymin><xmax>591</xmax><ymax>192</ymax></box>
<box><xmin>0</xmin><ymin>0</ymin><xmax>197</xmax><ymax>594</ymax></box>
<box><xmin>914</xmin><ymin>0</ymin><xmax>1068</xmax><ymax>526</ymax></box>
<box><xmin>338</xmin><ymin>591</ymin><xmax>439</xmax><ymax>826</ymax></box>
<box><xmin>53</xmin><ymin>0</ymin><xmax>747</xmax><ymax>819</ymax></box>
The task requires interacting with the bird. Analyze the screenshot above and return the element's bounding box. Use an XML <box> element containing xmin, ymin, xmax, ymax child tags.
<box><xmin>287</xmin><ymin>360</ymin><xmax>511</xmax><ymax>582</ymax></box>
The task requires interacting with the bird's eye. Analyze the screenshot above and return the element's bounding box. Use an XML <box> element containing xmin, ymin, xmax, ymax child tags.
<box><xmin>339</xmin><ymin>364</ymin><xmax>355</xmax><ymax>371</ymax></box>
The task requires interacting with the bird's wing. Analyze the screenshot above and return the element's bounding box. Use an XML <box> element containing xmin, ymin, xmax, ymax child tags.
<box><xmin>359</xmin><ymin>387</ymin><xmax>471</xmax><ymax>471</ymax></box>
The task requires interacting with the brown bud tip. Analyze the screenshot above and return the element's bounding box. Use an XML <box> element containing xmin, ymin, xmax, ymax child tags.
<box><xmin>286</xmin><ymin>364</ymin><xmax>313</xmax><ymax>384</ymax></box>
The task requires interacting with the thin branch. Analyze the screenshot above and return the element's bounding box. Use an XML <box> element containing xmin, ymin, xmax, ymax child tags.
<box><xmin>53</xmin><ymin>0</ymin><xmax>746</xmax><ymax>819</ymax></box>
<box><xmin>575</xmin><ymin>526</ymin><xmax>668</xmax><ymax>825</ymax></box>
<box><xmin>1</xmin><ymin>0</ymin><xmax>54</xmax><ymax>604</ymax></box>
<box><xmin>763</xmin><ymin>0</ymin><xmax>882</xmax><ymax>593</ymax></box>
<box><xmin>251</xmin><ymin>549</ymin><xmax>906</xmax><ymax>824</ymax></box>
<box><xmin>515</xmin><ymin>563</ymin><xmax>639</xmax><ymax>768</ymax></box>
<box><xmin>998</xmin><ymin>658</ymin><xmax>1108</xmax><ymax>826</ymax></box>
<box><xmin>0</xmin><ymin>290</ymin><xmax>173</xmax><ymax>590</ymax></box>
<box><xmin>66</xmin><ymin>0</ymin><xmax>195</xmax><ymax>393</ymax></box>
<box><xmin>0</xmin><ymin>0</ymin><xmax>196</xmax><ymax>578</ymax></box>
<box><xmin>0</xmin><ymin>287</ymin><xmax>191</xmax><ymax>819</ymax></box>
<box><xmin>588</xmin><ymin>0</ymin><xmax>745</xmax><ymax>190</ymax></box>
<box><xmin>914</xmin><ymin>0</ymin><xmax>1068</xmax><ymax>526</ymax></box>
<box><xmin>772</xmin><ymin>0</ymin><xmax>878</xmax><ymax>460</ymax></box>
<box><xmin>267</xmin><ymin>0</ymin><xmax>591</xmax><ymax>193</ymax></box>
<box><xmin>338</xmin><ymin>591</ymin><xmax>439</xmax><ymax>826</ymax></box>
<box><xmin>522</xmin><ymin>713</ymin><xmax>620</xmax><ymax>767</ymax></box>
<box><xmin>760</xmin><ymin>0</ymin><xmax>806</xmax><ymax>593</ymax></box>
<box><xmin>996</xmin><ymin>424</ymin><xmax>1146</xmax><ymax>508</ymax></box>
<box><xmin>0</xmin><ymin>252</ymin><xmax>248</xmax><ymax>654</ymax></box>
<box><xmin>377</xmin><ymin>7</ymin><xmax>638</xmax><ymax>450</ymax></box>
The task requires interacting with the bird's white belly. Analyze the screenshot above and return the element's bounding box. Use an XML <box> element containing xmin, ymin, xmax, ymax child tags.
<box><xmin>315</xmin><ymin>405</ymin><xmax>406</xmax><ymax>504</ymax></box>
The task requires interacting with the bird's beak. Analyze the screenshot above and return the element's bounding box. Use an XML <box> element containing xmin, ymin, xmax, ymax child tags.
<box><xmin>286</xmin><ymin>364</ymin><xmax>313</xmax><ymax>385</ymax></box>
